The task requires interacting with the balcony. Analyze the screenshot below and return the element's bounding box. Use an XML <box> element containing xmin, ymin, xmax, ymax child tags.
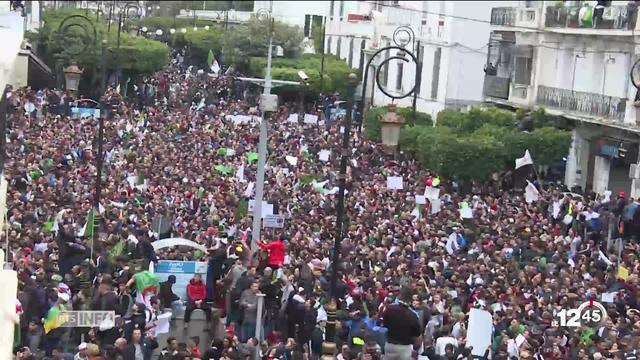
<box><xmin>483</xmin><ymin>75</ymin><xmax>510</xmax><ymax>100</ymax></box>
<box><xmin>545</xmin><ymin>5</ymin><xmax>633</xmax><ymax>31</ymax></box>
<box><xmin>491</xmin><ymin>7</ymin><xmax>516</xmax><ymax>26</ymax></box>
<box><xmin>536</xmin><ymin>85</ymin><xmax>627</xmax><ymax>123</ymax></box>
<box><xmin>490</xmin><ymin>7</ymin><xmax>540</xmax><ymax>29</ymax></box>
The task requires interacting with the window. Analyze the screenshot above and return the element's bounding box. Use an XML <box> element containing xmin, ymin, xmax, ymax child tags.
<box><xmin>327</xmin><ymin>37</ymin><xmax>332</xmax><ymax>55</ymax></box>
<box><xmin>304</xmin><ymin>15</ymin><xmax>311</xmax><ymax>37</ymax></box>
<box><xmin>514</xmin><ymin>57</ymin><xmax>532</xmax><ymax>85</ymax></box>
<box><xmin>348</xmin><ymin>38</ymin><xmax>354</xmax><ymax>67</ymax></box>
<box><xmin>416</xmin><ymin>45</ymin><xmax>424</xmax><ymax>95</ymax></box>
<box><xmin>339</xmin><ymin>0</ymin><xmax>344</xmax><ymax>19</ymax></box>
<box><xmin>358</xmin><ymin>40</ymin><xmax>366</xmax><ymax>73</ymax></box>
<box><xmin>330</xmin><ymin>0</ymin><xmax>335</xmax><ymax>18</ymax></box>
<box><xmin>431</xmin><ymin>47</ymin><xmax>442</xmax><ymax>99</ymax></box>
<box><xmin>396</xmin><ymin>62</ymin><xmax>404</xmax><ymax>90</ymax></box>
<box><xmin>336</xmin><ymin>37</ymin><xmax>342</xmax><ymax>58</ymax></box>
<box><xmin>380</xmin><ymin>43</ymin><xmax>390</xmax><ymax>87</ymax></box>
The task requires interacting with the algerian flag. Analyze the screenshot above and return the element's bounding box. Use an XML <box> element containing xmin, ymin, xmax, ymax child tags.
<box><xmin>207</xmin><ymin>50</ymin><xmax>214</xmax><ymax>68</ymax></box>
<box><xmin>133</xmin><ymin>271</ymin><xmax>159</xmax><ymax>304</ymax></box>
<box><xmin>300</xmin><ymin>174</ymin><xmax>317</xmax><ymax>186</ymax></box>
<box><xmin>79</xmin><ymin>208</ymin><xmax>96</xmax><ymax>239</ymax></box>
<box><xmin>235</xmin><ymin>198</ymin><xmax>249</xmax><ymax>220</ymax></box>
<box><xmin>247</xmin><ymin>152</ymin><xmax>259</xmax><ymax>164</ymax></box>
<box><xmin>136</xmin><ymin>172</ymin><xmax>145</xmax><ymax>185</ymax></box>
<box><xmin>197</xmin><ymin>187</ymin><xmax>205</xmax><ymax>199</ymax></box>
<box><xmin>217</xmin><ymin>148</ymin><xmax>228</xmax><ymax>156</ymax></box>
<box><xmin>312</xmin><ymin>180</ymin><xmax>329</xmax><ymax>193</ymax></box>
<box><xmin>208</xmin><ymin>49</ymin><xmax>220</xmax><ymax>74</ymax></box>
<box><xmin>214</xmin><ymin>164</ymin><xmax>235</xmax><ymax>175</ymax></box>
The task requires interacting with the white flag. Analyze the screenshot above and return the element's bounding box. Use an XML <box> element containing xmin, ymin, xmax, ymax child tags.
<box><xmin>524</xmin><ymin>181</ymin><xmax>540</xmax><ymax>203</ymax></box>
<box><xmin>244</xmin><ymin>182</ymin><xmax>255</xmax><ymax>197</ymax></box>
<box><xmin>515</xmin><ymin>150</ymin><xmax>533</xmax><ymax>169</ymax></box>
<box><xmin>236</xmin><ymin>165</ymin><xmax>245</xmax><ymax>182</ymax></box>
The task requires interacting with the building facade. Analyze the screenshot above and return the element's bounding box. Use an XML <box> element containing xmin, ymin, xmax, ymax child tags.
<box><xmin>484</xmin><ymin>0</ymin><xmax>640</xmax><ymax>197</ymax></box>
<box><xmin>325</xmin><ymin>0</ymin><xmax>517</xmax><ymax>119</ymax></box>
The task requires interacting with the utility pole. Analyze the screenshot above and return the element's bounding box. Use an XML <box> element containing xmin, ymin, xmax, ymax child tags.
<box><xmin>251</xmin><ymin>0</ymin><xmax>277</xmax><ymax>251</ymax></box>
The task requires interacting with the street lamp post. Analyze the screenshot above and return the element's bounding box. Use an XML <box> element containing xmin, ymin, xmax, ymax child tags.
<box><xmin>251</xmin><ymin>4</ymin><xmax>278</xmax><ymax>251</ymax></box>
<box><xmin>358</xmin><ymin>26</ymin><xmax>419</xmax><ymax>132</ymax></box>
<box><xmin>70</xmin><ymin>98</ymin><xmax>104</xmax><ymax>260</ymax></box>
<box><xmin>324</xmin><ymin>73</ymin><xmax>358</xmax><ymax>354</ymax></box>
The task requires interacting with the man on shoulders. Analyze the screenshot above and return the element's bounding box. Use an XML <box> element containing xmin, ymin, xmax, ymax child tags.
<box><xmin>382</xmin><ymin>287</ymin><xmax>422</xmax><ymax>360</ymax></box>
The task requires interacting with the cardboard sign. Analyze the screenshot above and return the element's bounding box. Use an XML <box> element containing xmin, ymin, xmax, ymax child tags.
<box><xmin>467</xmin><ymin>308</ymin><xmax>493</xmax><ymax>357</ymax></box>
<box><xmin>386</xmin><ymin>176</ymin><xmax>403</xmax><ymax>190</ymax></box>
<box><xmin>263</xmin><ymin>214</ymin><xmax>285</xmax><ymax>228</ymax></box>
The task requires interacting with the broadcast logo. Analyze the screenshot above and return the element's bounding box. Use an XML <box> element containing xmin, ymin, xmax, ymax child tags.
<box><xmin>57</xmin><ymin>311</ymin><xmax>116</xmax><ymax>328</ymax></box>
<box><xmin>553</xmin><ymin>299</ymin><xmax>607</xmax><ymax>328</ymax></box>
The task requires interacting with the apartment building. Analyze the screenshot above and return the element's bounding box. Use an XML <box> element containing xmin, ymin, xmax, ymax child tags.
<box><xmin>484</xmin><ymin>0</ymin><xmax>640</xmax><ymax>196</ymax></box>
<box><xmin>325</xmin><ymin>0</ymin><xmax>517</xmax><ymax>119</ymax></box>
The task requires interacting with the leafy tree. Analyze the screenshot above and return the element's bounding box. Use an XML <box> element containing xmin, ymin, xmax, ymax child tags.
<box><xmin>368</xmin><ymin>106</ymin><xmax>571</xmax><ymax>181</ymax></box>
<box><xmin>30</xmin><ymin>9</ymin><xmax>169</xmax><ymax>79</ymax></box>
<box><xmin>246</xmin><ymin>17</ymin><xmax>303</xmax><ymax>58</ymax></box>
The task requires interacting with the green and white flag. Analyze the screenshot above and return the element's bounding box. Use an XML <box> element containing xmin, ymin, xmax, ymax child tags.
<box><xmin>214</xmin><ymin>164</ymin><xmax>235</xmax><ymax>176</ymax></box>
<box><xmin>247</xmin><ymin>152</ymin><xmax>259</xmax><ymax>164</ymax></box>
<box><xmin>78</xmin><ymin>208</ymin><xmax>96</xmax><ymax>239</ymax></box>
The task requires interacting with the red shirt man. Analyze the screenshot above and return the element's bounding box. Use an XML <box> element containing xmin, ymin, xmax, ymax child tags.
<box><xmin>186</xmin><ymin>274</ymin><xmax>207</xmax><ymax>301</ymax></box>
<box><xmin>258</xmin><ymin>239</ymin><xmax>286</xmax><ymax>268</ymax></box>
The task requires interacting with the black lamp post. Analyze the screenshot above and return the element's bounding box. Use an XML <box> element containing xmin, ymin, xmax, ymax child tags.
<box><xmin>323</xmin><ymin>73</ymin><xmax>358</xmax><ymax>355</ymax></box>
<box><xmin>359</xmin><ymin>25</ymin><xmax>420</xmax><ymax>132</ymax></box>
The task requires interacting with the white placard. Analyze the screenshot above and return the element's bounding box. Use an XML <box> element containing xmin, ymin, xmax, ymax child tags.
<box><xmin>467</xmin><ymin>308</ymin><xmax>493</xmax><ymax>357</ymax></box>
<box><xmin>248</xmin><ymin>200</ymin><xmax>274</xmax><ymax>218</ymax></box>
<box><xmin>285</xmin><ymin>156</ymin><xmax>298</xmax><ymax>166</ymax></box>
<box><xmin>154</xmin><ymin>312</ymin><xmax>172</xmax><ymax>336</ymax></box>
<box><xmin>601</xmin><ymin>292</ymin><xmax>616</xmax><ymax>303</ymax></box>
<box><xmin>424</xmin><ymin>186</ymin><xmax>440</xmax><ymax>200</ymax></box>
<box><xmin>318</xmin><ymin>150</ymin><xmax>331</xmax><ymax>162</ymax></box>
<box><xmin>431</xmin><ymin>198</ymin><xmax>441</xmax><ymax>214</ymax></box>
<box><xmin>263</xmin><ymin>214</ymin><xmax>285</xmax><ymax>228</ymax></box>
<box><xmin>303</xmin><ymin>113</ymin><xmax>318</xmax><ymax>124</ymax></box>
<box><xmin>415</xmin><ymin>195</ymin><xmax>427</xmax><ymax>204</ymax></box>
<box><xmin>460</xmin><ymin>207</ymin><xmax>473</xmax><ymax>219</ymax></box>
<box><xmin>386</xmin><ymin>176</ymin><xmax>404</xmax><ymax>190</ymax></box>
<box><xmin>287</xmin><ymin>113</ymin><xmax>299</xmax><ymax>123</ymax></box>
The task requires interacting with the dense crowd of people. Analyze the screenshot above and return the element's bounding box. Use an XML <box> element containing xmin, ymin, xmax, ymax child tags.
<box><xmin>6</xmin><ymin>54</ymin><xmax>640</xmax><ymax>360</ymax></box>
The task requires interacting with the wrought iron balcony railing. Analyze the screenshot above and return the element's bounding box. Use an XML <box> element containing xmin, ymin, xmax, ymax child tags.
<box><xmin>536</xmin><ymin>85</ymin><xmax>627</xmax><ymax>122</ymax></box>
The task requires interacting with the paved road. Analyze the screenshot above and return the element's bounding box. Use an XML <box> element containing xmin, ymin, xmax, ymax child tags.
<box><xmin>154</xmin><ymin>311</ymin><xmax>213</xmax><ymax>357</ymax></box>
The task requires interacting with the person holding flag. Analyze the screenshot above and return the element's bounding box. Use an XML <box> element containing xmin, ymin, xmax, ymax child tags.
<box><xmin>126</xmin><ymin>270</ymin><xmax>160</xmax><ymax>311</ymax></box>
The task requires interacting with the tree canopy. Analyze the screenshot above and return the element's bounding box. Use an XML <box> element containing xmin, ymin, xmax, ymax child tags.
<box><xmin>29</xmin><ymin>9</ymin><xmax>169</xmax><ymax>75</ymax></box>
<box><xmin>365</xmin><ymin>106</ymin><xmax>571</xmax><ymax>181</ymax></box>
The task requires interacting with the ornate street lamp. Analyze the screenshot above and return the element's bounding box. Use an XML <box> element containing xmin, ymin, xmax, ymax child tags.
<box><xmin>359</xmin><ymin>25</ymin><xmax>420</xmax><ymax>133</ymax></box>
<box><xmin>56</xmin><ymin>14</ymin><xmax>98</xmax><ymax>93</ymax></box>
<box><xmin>63</xmin><ymin>63</ymin><xmax>84</xmax><ymax>93</ymax></box>
<box><xmin>380</xmin><ymin>103</ymin><xmax>405</xmax><ymax>151</ymax></box>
